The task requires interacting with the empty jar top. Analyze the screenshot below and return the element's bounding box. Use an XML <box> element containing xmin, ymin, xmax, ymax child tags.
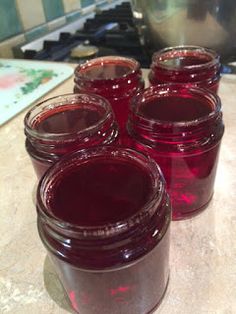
<box><xmin>24</xmin><ymin>93</ymin><xmax>115</xmax><ymax>142</ymax></box>
<box><xmin>74</xmin><ymin>56</ymin><xmax>141</xmax><ymax>81</ymax></box>
<box><xmin>130</xmin><ymin>84</ymin><xmax>221</xmax><ymax>126</ymax></box>
<box><xmin>128</xmin><ymin>84</ymin><xmax>224</xmax><ymax>152</ymax></box>
<box><xmin>37</xmin><ymin>146</ymin><xmax>165</xmax><ymax>232</ymax></box>
<box><xmin>152</xmin><ymin>45</ymin><xmax>220</xmax><ymax>70</ymax></box>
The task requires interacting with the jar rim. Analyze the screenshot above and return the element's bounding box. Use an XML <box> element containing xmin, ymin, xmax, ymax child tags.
<box><xmin>74</xmin><ymin>55</ymin><xmax>141</xmax><ymax>82</ymax></box>
<box><xmin>37</xmin><ymin>146</ymin><xmax>165</xmax><ymax>238</ymax></box>
<box><xmin>130</xmin><ymin>84</ymin><xmax>222</xmax><ymax>127</ymax></box>
<box><xmin>24</xmin><ymin>93</ymin><xmax>114</xmax><ymax>141</ymax></box>
<box><xmin>152</xmin><ymin>45</ymin><xmax>220</xmax><ymax>71</ymax></box>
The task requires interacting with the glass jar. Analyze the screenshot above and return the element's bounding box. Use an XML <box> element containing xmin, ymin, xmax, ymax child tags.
<box><xmin>37</xmin><ymin>146</ymin><xmax>171</xmax><ymax>314</ymax></box>
<box><xmin>127</xmin><ymin>84</ymin><xmax>224</xmax><ymax>220</ymax></box>
<box><xmin>24</xmin><ymin>93</ymin><xmax>118</xmax><ymax>179</ymax></box>
<box><xmin>149</xmin><ymin>46</ymin><xmax>221</xmax><ymax>93</ymax></box>
<box><xmin>74</xmin><ymin>56</ymin><xmax>144</xmax><ymax>133</ymax></box>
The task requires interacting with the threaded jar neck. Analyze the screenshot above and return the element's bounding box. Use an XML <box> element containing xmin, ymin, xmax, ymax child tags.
<box><xmin>37</xmin><ymin>146</ymin><xmax>171</xmax><ymax>270</ymax></box>
<box><xmin>74</xmin><ymin>56</ymin><xmax>144</xmax><ymax>99</ymax></box>
<box><xmin>149</xmin><ymin>46</ymin><xmax>221</xmax><ymax>88</ymax></box>
<box><xmin>24</xmin><ymin>93</ymin><xmax>118</xmax><ymax>157</ymax></box>
<box><xmin>127</xmin><ymin>85</ymin><xmax>224</xmax><ymax>153</ymax></box>
<box><xmin>152</xmin><ymin>46</ymin><xmax>220</xmax><ymax>70</ymax></box>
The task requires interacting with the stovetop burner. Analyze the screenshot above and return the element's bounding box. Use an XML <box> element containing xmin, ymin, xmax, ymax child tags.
<box><xmin>16</xmin><ymin>2</ymin><xmax>152</xmax><ymax>68</ymax></box>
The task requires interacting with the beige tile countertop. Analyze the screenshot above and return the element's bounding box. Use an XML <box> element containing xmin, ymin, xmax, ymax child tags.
<box><xmin>0</xmin><ymin>64</ymin><xmax>236</xmax><ymax>314</ymax></box>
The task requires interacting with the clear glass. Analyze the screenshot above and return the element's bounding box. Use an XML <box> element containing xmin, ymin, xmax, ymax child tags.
<box><xmin>127</xmin><ymin>84</ymin><xmax>224</xmax><ymax>220</ymax></box>
<box><xmin>24</xmin><ymin>93</ymin><xmax>118</xmax><ymax>179</ymax></box>
<box><xmin>74</xmin><ymin>56</ymin><xmax>144</xmax><ymax>133</ymax></box>
<box><xmin>149</xmin><ymin>46</ymin><xmax>221</xmax><ymax>93</ymax></box>
<box><xmin>37</xmin><ymin>146</ymin><xmax>171</xmax><ymax>314</ymax></box>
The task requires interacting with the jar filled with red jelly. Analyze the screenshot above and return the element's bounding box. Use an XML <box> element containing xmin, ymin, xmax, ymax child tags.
<box><xmin>37</xmin><ymin>146</ymin><xmax>171</xmax><ymax>314</ymax></box>
<box><xmin>127</xmin><ymin>85</ymin><xmax>224</xmax><ymax>220</ymax></box>
<box><xmin>149</xmin><ymin>46</ymin><xmax>221</xmax><ymax>93</ymax></box>
<box><xmin>74</xmin><ymin>56</ymin><xmax>144</xmax><ymax>132</ymax></box>
<box><xmin>24</xmin><ymin>93</ymin><xmax>118</xmax><ymax>179</ymax></box>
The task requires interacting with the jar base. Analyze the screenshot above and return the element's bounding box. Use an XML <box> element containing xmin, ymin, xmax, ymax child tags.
<box><xmin>67</xmin><ymin>274</ymin><xmax>170</xmax><ymax>314</ymax></box>
<box><xmin>172</xmin><ymin>195</ymin><xmax>213</xmax><ymax>221</ymax></box>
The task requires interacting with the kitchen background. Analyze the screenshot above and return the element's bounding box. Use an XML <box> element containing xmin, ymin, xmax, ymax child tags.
<box><xmin>0</xmin><ymin>0</ymin><xmax>117</xmax><ymax>58</ymax></box>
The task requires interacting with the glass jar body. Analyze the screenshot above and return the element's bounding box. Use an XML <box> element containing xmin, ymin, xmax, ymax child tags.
<box><xmin>149</xmin><ymin>46</ymin><xmax>221</xmax><ymax>93</ymax></box>
<box><xmin>126</xmin><ymin>141</ymin><xmax>221</xmax><ymax>220</ymax></box>
<box><xmin>24</xmin><ymin>94</ymin><xmax>119</xmax><ymax>179</ymax></box>
<box><xmin>46</xmin><ymin>228</ymin><xmax>170</xmax><ymax>314</ymax></box>
<box><xmin>37</xmin><ymin>147</ymin><xmax>171</xmax><ymax>313</ymax></box>
<box><xmin>127</xmin><ymin>86</ymin><xmax>224</xmax><ymax>220</ymax></box>
<box><xmin>74</xmin><ymin>56</ymin><xmax>144</xmax><ymax>133</ymax></box>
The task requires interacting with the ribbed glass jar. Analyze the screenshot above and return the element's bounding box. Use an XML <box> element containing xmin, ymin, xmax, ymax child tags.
<box><xmin>24</xmin><ymin>93</ymin><xmax>118</xmax><ymax>179</ymax></box>
<box><xmin>74</xmin><ymin>56</ymin><xmax>144</xmax><ymax>133</ymax></box>
<box><xmin>127</xmin><ymin>84</ymin><xmax>224</xmax><ymax>220</ymax></box>
<box><xmin>37</xmin><ymin>146</ymin><xmax>171</xmax><ymax>314</ymax></box>
<box><xmin>149</xmin><ymin>46</ymin><xmax>221</xmax><ymax>93</ymax></box>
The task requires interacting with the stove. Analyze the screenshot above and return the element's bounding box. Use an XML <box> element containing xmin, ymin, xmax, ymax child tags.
<box><xmin>13</xmin><ymin>1</ymin><xmax>236</xmax><ymax>71</ymax></box>
<box><xmin>14</xmin><ymin>1</ymin><xmax>152</xmax><ymax>68</ymax></box>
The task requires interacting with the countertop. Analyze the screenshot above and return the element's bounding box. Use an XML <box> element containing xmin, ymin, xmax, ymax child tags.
<box><xmin>0</xmin><ymin>64</ymin><xmax>236</xmax><ymax>314</ymax></box>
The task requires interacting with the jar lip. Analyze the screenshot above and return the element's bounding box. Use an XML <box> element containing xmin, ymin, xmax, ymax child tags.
<box><xmin>130</xmin><ymin>84</ymin><xmax>222</xmax><ymax>127</ymax></box>
<box><xmin>24</xmin><ymin>93</ymin><xmax>113</xmax><ymax>141</ymax></box>
<box><xmin>152</xmin><ymin>45</ymin><xmax>220</xmax><ymax>71</ymax></box>
<box><xmin>37</xmin><ymin>146</ymin><xmax>165</xmax><ymax>237</ymax></box>
<box><xmin>74</xmin><ymin>55</ymin><xmax>141</xmax><ymax>82</ymax></box>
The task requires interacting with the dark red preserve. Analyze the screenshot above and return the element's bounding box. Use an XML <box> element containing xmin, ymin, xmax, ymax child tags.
<box><xmin>149</xmin><ymin>46</ymin><xmax>221</xmax><ymax>93</ymax></box>
<box><xmin>127</xmin><ymin>85</ymin><xmax>224</xmax><ymax>220</ymax></box>
<box><xmin>74</xmin><ymin>56</ymin><xmax>144</xmax><ymax>132</ymax></box>
<box><xmin>37</xmin><ymin>146</ymin><xmax>171</xmax><ymax>314</ymax></box>
<box><xmin>24</xmin><ymin>93</ymin><xmax>118</xmax><ymax>179</ymax></box>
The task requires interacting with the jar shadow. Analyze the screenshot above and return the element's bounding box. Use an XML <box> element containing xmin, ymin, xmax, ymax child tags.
<box><xmin>43</xmin><ymin>255</ymin><xmax>75</xmax><ymax>313</ymax></box>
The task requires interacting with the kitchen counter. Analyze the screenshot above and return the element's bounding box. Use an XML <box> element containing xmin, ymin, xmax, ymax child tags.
<box><xmin>0</xmin><ymin>63</ymin><xmax>236</xmax><ymax>314</ymax></box>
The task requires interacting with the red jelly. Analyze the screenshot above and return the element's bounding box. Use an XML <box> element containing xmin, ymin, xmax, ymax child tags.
<box><xmin>24</xmin><ymin>93</ymin><xmax>118</xmax><ymax>179</ymax></box>
<box><xmin>149</xmin><ymin>46</ymin><xmax>221</xmax><ymax>93</ymax></box>
<box><xmin>74</xmin><ymin>56</ymin><xmax>144</xmax><ymax>132</ymax></box>
<box><xmin>37</xmin><ymin>146</ymin><xmax>171</xmax><ymax>314</ymax></box>
<box><xmin>127</xmin><ymin>85</ymin><xmax>224</xmax><ymax>220</ymax></box>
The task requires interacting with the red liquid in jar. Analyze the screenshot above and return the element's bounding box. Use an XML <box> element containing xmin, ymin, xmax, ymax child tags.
<box><xmin>127</xmin><ymin>86</ymin><xmax>224</xmax><ymax>220</ymax></box>
<box><xmin>38</xmin><ymin>148</ymin><xmax>171</xmax><ymax>313</ymax></box>
<box><xmin>34</xmin><ymin>106</ymin><xmax>101</xmax><ymax>134</ymax></box>
<box><xmin>74</xmin><ymin>56</ymin><xmax>144</xmax><ymax>134</ymax></box>
<box><xmin>50</xmin><ymin>159</ymin><xmax>152</xmax><ymax>225</ymax></box>
<box><xmin>28</xmin><ymin>105</ymin><xmax>103</xmax><ymax>178</ymax></box>
<box><xmin>24</xmin><ymin>94</ymin><xmax>118</xmax><ymax>179</ymax></box>
<box><xmin>139</xmin><ymin>96</ymin><xmax>212</xmax><ymax>122</ymax></box>
<box><xmin>149</xmin><ymin>46</ymin><xmax>221</xmax><ymax>93</ymax></box>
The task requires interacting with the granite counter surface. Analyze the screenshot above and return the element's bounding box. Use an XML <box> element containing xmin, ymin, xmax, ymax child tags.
<box><xmin>0</xmin><ymin>65</ymin><xmax>236</xmax><ymax>314</ymax></box>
